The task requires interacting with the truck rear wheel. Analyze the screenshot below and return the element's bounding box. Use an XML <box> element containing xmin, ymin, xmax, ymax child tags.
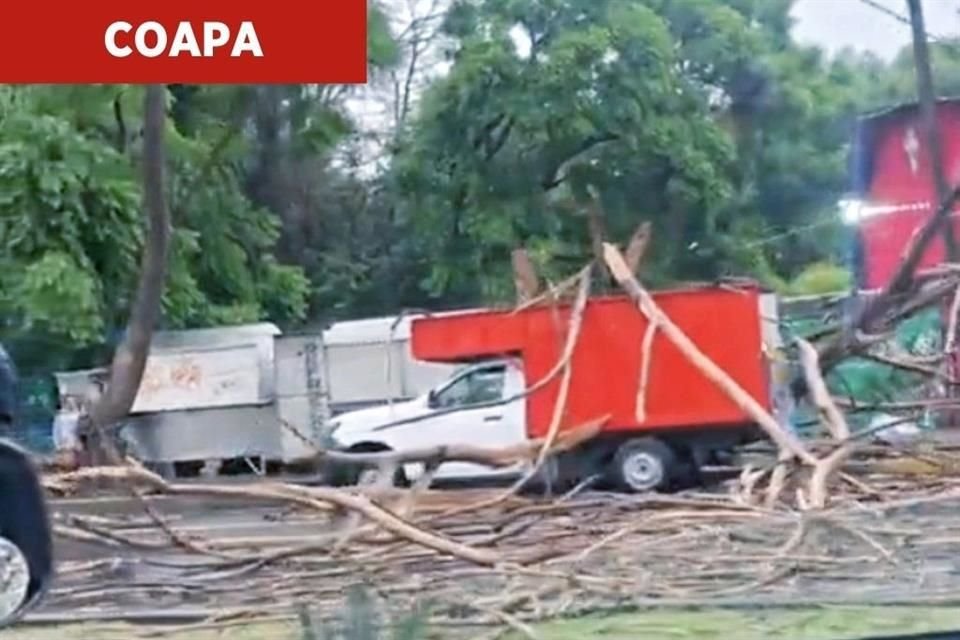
<box><xmin>611</xmin><ymin>437</ymin><xmax>676</xmax><ymax>493</ymax></box>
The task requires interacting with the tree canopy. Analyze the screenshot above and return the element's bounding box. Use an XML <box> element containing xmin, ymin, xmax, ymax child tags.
<box><xmin>2</xmin><ymin>0</ymin><xmax>956</xmax><ymax>372</ymax></box>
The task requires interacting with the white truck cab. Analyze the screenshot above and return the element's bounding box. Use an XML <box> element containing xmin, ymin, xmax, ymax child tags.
<box><xmin>329</xmin><ymin>357</ymin><xmax>528</xmax><ymax>482</ymax></box>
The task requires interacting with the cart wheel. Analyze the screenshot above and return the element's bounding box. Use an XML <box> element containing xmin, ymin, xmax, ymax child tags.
<box><xmin>611</xmin><ymin>437</ymin><xmax>676</xmax><ymax>493</ymax></box>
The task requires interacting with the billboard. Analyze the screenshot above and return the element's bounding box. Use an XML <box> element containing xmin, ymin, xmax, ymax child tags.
<box><xmin>850</xmin><ymin>99</ymin><xmax>960</xmax><ymax>290</ymax></box>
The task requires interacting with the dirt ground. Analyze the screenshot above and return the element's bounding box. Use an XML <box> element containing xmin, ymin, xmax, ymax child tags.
<box><xmin>8</xmin><ymin>606</ymin><xmax>960</xmax><ymax>639</ymax></box>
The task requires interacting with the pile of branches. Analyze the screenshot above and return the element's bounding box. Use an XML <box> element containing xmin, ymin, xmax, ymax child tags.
<box><xmin>40</xmin><ymin>453</ymin><xmax>960</xmax><ymax>638</ymax></box>
<box><xmin>33</xmin><ymin>241</ymin><xmax>960</xmax><ymax>637</ymax></box>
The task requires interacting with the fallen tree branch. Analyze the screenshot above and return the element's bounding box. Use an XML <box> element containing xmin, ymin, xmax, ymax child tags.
<box><xmin>602</xmin><ymin>243</ymin><xmax>817</xmax><ymax>467</ymax></box>
<box><xmin>523</xmin><ymin>267</ymin><xmax>591</xmax><ymax>484</ymax></box>
<box><xmin>55</xmin><ymin>465</ymin><xmax>505</xmax><ymax>566</ymax></box>
<box><xmin>635</xmin><ymin>322</ymin><xmax>658</xmax><ymax>423</ymax></box>
<box><xmin>797</xmin><ymin>339</ymin><xmax>850</xmax><ymax>442</ymax></box>
<box><xmin>283</xmin><ymin>415</ymin><xmax>603</xmax><ymax>471</ymax></box>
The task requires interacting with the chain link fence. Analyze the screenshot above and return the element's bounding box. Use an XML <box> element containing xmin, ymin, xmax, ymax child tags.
<box><xmin>10</xmin><ymin>374</ymin><xmax>57</xmax><ymax>454</ymax></box>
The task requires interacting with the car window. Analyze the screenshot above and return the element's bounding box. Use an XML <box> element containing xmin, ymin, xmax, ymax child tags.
<box><xmin>433</xmin><ymin>365</ymin><xmax>506</xmax><ymax>409</ymax></box>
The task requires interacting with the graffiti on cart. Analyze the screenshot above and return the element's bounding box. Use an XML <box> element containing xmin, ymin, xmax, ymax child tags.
<box><xmin>131</xmin><ymin>345</ymin><xmax>262</xmax><ymax>413</ymax></box>
<box><xmin>141</xmin><ymin>361</ymin><xmax>203</xmax><ymax>395</ymax></box>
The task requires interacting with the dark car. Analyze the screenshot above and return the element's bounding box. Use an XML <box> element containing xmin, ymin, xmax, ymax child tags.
<box><xmin>0</xmin><ymin>343</ymin><xmax>53</xmax><ymax>626</ymax></box>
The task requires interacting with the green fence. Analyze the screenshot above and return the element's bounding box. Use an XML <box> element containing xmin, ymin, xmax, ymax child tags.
<box><xmin>12</xmin><ymin>374</ymin><xmax>57</xmax><ymax>453</ymax></box>
<box><xmin>780</xmin><ymin>295</ymin><xmax>942</xmax><ymax>435</ymax></box>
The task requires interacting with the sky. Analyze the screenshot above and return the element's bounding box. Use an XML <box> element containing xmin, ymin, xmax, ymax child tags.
<box><xmin>792</xmin><ymin>0</ymin><xmax>960</xmax><ymax>60</ymax></box>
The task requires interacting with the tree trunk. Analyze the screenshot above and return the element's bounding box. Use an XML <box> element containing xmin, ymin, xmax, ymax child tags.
<box><xmin>89</xmin><ymin>85</ymin><xmax>170</xmax><ymax>432</ymax></box>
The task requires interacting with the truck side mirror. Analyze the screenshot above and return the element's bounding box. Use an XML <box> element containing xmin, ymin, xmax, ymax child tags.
<box><xmin>427</xmin><ymin>390</ymin><xmax>438</xmax><ymax>409</ymax></box>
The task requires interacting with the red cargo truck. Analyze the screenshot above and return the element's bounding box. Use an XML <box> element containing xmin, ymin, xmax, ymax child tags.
<box><xmin>330</xmin><ymin>284</ymin><xmax>791</xmax><ymax>492</ymax></box>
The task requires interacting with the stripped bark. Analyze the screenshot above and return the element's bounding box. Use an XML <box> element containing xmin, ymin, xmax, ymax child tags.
<box><xmin>512</xmin><ymin>248</ymin><xmax>542</xmax><ymax>304</ymax></box>
<box><xmin>623</xmin><ymin>221</ymin><xmax>652</xmax><ymax>276</ymax></box>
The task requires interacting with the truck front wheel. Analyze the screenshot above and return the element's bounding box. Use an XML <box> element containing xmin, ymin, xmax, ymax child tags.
<box><xmin>335</xmin><ymin>443</ymin><xmax>409</xmax><ymax>488</ymax></box>
<box><xmin>611</xmin><ymin>437</ymin><xmax>676</xmax><ymax>493</ymax></box>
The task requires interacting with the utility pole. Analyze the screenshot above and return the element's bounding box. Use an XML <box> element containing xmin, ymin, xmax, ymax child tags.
<box><xmin>906</xmin><ymin>0</ymin><xmax>958</xmax><ymax>259</ymax></box>
<box><xmin>907</xmin><ymin>0</ymin><xmax>959</xmax><ymax>422</ymax></box>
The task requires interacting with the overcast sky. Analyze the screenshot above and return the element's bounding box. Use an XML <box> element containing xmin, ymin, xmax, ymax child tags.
<box><xmin>792</xmin><ymin>0</ymin><xmax>960</xmax><ymax>60</ymax></box>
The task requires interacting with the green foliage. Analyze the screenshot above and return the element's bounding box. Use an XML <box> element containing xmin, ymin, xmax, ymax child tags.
<box><xmin>387</xmin><ymin>0</ymin><xmax>960</xmax><ymax>307</ymax></box>
<box><xmin>0</xmin><ymin>105</ymin><xmax>141</xmax><ymax>350</ymax></box>
<box><xmin>389</xmin><ymin>0</ymin><xmax>875</xmax><ymax>303</ymax></box>
<box><xmin>11</xmin><ymin>252</ymin><xmax>103</xmax><ymax>342</ymax></box>
<box><xmin>12</xmin><ymin>4</ymin><xmax>960</xmax><ymax>376</ymax></box>
<box><xmin>3</xmin><ymin>28</ymin><xmax>402</xmax><ymax>372</ymax></box>
<box><xmin>784</xmin><ymin>261</ymin><xmax>852</xmax><ymax>296</ymax></box>
<box><xmin>0</xmin><ymin>86</ymin><xmax>312</xmax><ymax>370</ymax></box>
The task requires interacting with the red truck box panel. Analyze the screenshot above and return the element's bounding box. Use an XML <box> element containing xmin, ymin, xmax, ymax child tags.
<box><xmin>411</xmin><ymin>287</ymin><xmax>769</xmax><ymax>439</ymax></box>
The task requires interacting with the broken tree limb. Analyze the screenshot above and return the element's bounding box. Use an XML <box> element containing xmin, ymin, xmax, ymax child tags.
<box><xmin>796</xmin><ymin>338</ymin><xmax>855</xmax><ymax>509</ymax></box>
<box><xmin>945</xmin><ymin>283</ymin><xmax>960</xmax><ymax>355</ymax></box>
<box><xmin>586</xmin><ymin>199</ymin><xmax>608</xmax><ymax>268</ymax></box>
<box><xmin>816</xmin><ymin>185</ymin><xmax>960</xmax><ymax>373</ymax></box>
<box><xmin>512</xmin><ymin>269</ymin><xmax>584</xmax><ymax>314</ymax></box>
<box><xmin>512</xmin><ymin>248</ymin><xmax>542</xmax><ymax>304</ymax></box>
<box><xmin>797</xmin><ymin>338</ymin><xmax>850</xmax><ymax>441</ymax></box>
<box><xmin>860</xmin><ymin>350</ymin><xmax>951</xmax><ymax>381</ymax></box>
<box><xmin>57</xmin><ymin>465</ymin><xmax>505</xmax><ymax>567</ymax></box>
<box><xmin>528</xmin><ymin>267</ymin><xmax>592</xmax><ymax>475</ymax></box>
<box><xmin>423</xmin><ymin>414</ymin><xmax>610</xmax><ymax>524</ymax></box>
<box><xmin>635</xmin><ymin>322</ymin><xmax>657</xmax><ymax>423</ymax></box>
<box><xmin>764</xmin><ymin>452</ymin><xmax>791</xmax><ymax>509</ymax></box>
<box><xmin>624</xmin><ymin>221</ymin><xmax>652</xmax><ymax>276</ymax></box>
<box><xmin>602</xmin><ymin>243</ymin><xmax>818</xmax><ymax>466</ymax></box>
<box><xmin>808</xmin><ymin>445</ymin><xmax>853</xmax><ymax>510</ymax></box>
<box><xmin>283</xmin><ymin>417</ymin><xmax>604</xmax><ymax>471</ymax></box>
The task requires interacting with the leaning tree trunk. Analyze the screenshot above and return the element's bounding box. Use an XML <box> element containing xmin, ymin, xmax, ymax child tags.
<box><xmin>88</xmin><ymin>85</ymin><xmax>170</xmax><ymax>458</ymax></box>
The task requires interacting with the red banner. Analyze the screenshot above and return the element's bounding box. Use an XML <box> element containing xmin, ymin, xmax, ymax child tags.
<box><xmin>0</xmin><ymin>2</ymin><xmax>367</xmax><ymax>83</ymax></box>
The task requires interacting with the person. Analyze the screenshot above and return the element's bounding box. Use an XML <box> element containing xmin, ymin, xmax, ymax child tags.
<box><xmin>52</xmin><ymin>395</ymin><xmax>82</xmax><ymax>466</ymax></box>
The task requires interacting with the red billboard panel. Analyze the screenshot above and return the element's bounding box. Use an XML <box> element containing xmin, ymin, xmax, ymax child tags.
<box><xmin>853</xmin><ymin>100</ymin><xmax>960</xmax><ymax>290</ymax></box>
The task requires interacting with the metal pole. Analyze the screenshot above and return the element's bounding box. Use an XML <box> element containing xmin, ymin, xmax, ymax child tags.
<box><xmin>906</xmin><ymin>0</ymin><xmax>957</xmax><ymax>259</ymax></box>
<box><xmin>907</xmin><ymin>0</ymin><xmax>960</xmax><ymax>423</ymax></box>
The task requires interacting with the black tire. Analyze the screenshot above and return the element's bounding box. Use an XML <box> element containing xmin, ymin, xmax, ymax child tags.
<box><xmin>338</xmin><ymin>444</ymin><xmax>409</xmax><ymax>488</ymax></box>
<box><xmin>521</xmin><ymin>454</ymin><xmax>574</xmax><ymax>496</ymax></box>
<box><xmin>353</xmin><ymin>464</ymin><xmax>409</xmax><ymax>488</ymax></box>
<box><xmin>610</xmin><ymin>437</ymin><xmax>677</xmax><ymax>493</ymax></box>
